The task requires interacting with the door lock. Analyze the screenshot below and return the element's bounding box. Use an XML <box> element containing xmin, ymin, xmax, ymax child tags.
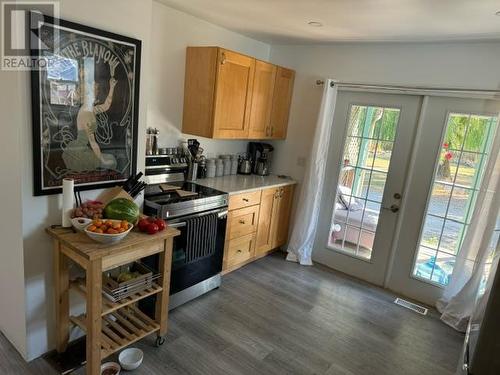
<box><xmin>389</xmin><ymin>204</ymin><xmax>399</xmax><ymax>213</ymax></box>
<box><xmin>382</xmin><ymin>204</ymin><xmax>400</xmax><ymax>213</ymax></box>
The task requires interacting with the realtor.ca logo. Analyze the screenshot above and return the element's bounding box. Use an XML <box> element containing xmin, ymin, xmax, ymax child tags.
<box><xmin>1</xmin><ymin>0</ymin><xmax>59</xmax><ymax>70</ymax></box>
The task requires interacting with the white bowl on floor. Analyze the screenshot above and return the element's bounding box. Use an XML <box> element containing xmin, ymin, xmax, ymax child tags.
<box><xmin>119</xmin><ymin>348</ymin><xmax>143</xmax><ymax>370</ymax></box>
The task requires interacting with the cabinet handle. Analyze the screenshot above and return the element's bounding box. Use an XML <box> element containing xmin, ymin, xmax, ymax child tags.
<box><xmin>274</xmin><ymin>191</ymin><xmax>279</xmax><ymax>199</ymax></box>
<box><xmin>242</xmin><ymin>198</ymin><xmax>249</xmax><ymax>202</ymax></box>
<box><xmin>239</xmin><ymin>220</ymin><xmax>246</xmax><ymax>224</ymax></box>
<box><xmin>236</xmin><ymin>249</ymin><xmax>242</xmax><ymax>253</ymax></box>
<box><xmin>220</xmin><ymin>52</ymin><xmax>226</xmax><ymax>65</ymax></box>
<box><xmin>265</xmin><ymin>126</ymin><xmax>270</xmax><ymax>136</ymax></box>
<box><xmin>270</xmin><ymin>126</ymin><xmax>274</xmax><ymax>136</ymax></box>
<box><xmin>279</xmin><ymin>189</ymin><xmax>284</xmax><ymax>198</ymax></box>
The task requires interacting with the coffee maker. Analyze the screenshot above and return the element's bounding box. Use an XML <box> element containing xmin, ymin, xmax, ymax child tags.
<box><xmin>248</xmin><ymin>142</ymin><xmax>274</xmax><ymax>176</ymax></box>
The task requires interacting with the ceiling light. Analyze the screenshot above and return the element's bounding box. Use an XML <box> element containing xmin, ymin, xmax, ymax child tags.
<box><xmin>308</xmin><ymin>21</ymin><xmax>323</xmax><ymax>27</ymax></box>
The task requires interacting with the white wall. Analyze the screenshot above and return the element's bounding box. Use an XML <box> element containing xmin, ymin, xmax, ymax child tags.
<box><xmin>0</xmin><ymin>71</ymin><xmax>28</xmax><ymax>358</ymax></box>
<box><xmin>269</xmin><ymin>41</ymin><xmax>500</xmax><ymax>183</ymax></box>
<box><xmin>148</xmin><ymin>1</ymin><xmax>271</xmax><ymax>157</ymax></box>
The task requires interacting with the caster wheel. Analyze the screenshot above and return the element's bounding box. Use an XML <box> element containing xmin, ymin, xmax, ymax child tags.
<box><xmin>155</xmin><ymin>336</ymin><xmax>165</xmax><ymax>347</ymax></box>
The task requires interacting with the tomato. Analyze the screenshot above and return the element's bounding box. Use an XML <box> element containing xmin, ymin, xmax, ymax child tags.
<box><xmin>147</xmin><ymin>223</ymin><xmax>159</xmax><ymax>235</ymax></box>
<box><xmin>138</xmin><ymin>218</ymin><xmax>150</xmax><ymax>232</ymax></box>
<box><xmin>154</xmin><ymin>218</ymin><xmax>166</xmax><ymax>231</ymax></box>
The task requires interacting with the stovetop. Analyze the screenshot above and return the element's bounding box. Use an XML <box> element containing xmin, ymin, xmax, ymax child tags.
<box><xmin>145</xmin><ymin>182</ymin><xmax>225</xmax><ymax>205</ymax></box>
<box><xmin>144</xmin><ymin>181</ymin><xmax>228</xmax><ymax>219</ymax></box>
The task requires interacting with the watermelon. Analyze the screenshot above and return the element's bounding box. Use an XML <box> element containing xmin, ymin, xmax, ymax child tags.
<box><xmin>103</xmin><ymin>198</ymin><xmax>140</xmax><ymax>224</ymax></box>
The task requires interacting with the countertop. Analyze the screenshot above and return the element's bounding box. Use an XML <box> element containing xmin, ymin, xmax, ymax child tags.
<box><xmin>195</xmin><ymin>174</ymin><xmax>297</xmax><ymax>195</ymax></box>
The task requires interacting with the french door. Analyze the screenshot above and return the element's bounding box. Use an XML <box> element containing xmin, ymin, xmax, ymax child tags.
<box><xmin>314</xmin><ymin>91</ymin><xmax>423</xmax><ymax>286</ymax></box>
<box><xmin>314</xmin><ymin>90</ymin><xmax>500</xmax><ymax>304</ymax></box>
<box><xmin>387</xmin><ymin>96</ymin><xmax>500</xmax><ymax>304</ymax></box>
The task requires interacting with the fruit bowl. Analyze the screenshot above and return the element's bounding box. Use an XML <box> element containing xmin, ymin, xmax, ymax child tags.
<box><xmin>84</xmin><ymin>219</ymin><xmax>133</xmax><ymax>244</ymax></box>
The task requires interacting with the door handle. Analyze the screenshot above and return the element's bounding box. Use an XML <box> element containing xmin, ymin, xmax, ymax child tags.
<box><xmin>382</xmin><ymin>204</ymin><xmax>399</xmax><ymax>213</ymax></box>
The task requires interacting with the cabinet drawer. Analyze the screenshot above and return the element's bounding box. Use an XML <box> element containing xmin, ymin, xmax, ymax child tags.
<box><xmin>225</xmin><ymin>233</ymin><xmax>256</xmax><ymax>267</ymax></box>
<box><xmin>227</xmin><ymin>205</ymin><xmax>259</xmax><ymax>240</ymax></box>
<box><xmin>229</xmin><ymin>190</ymin><xmax>262</xmax><ymax>210</ymax></box>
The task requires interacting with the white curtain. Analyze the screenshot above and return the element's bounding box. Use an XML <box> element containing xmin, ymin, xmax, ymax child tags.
<box><xmin>286</xmin><ymin>79</ymin><xmax>338</xmax><ymax>265</ymax></box>
<box><xmin>436</xmin><ymin>125</ymin><xmax>500</xmax><ymax>332</ymax></box>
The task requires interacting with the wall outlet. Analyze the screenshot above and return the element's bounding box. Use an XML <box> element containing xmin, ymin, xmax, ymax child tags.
<box><xmin>297</xmin><ymin>157</ymin><xmax>306</xmax><ymax>167</ymax></box>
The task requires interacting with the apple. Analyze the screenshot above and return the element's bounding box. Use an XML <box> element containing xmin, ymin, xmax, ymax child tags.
<box><xmin>147</xmin><ymin>223</ymin><xmax>159</xmax><ymax>235</ymax></box>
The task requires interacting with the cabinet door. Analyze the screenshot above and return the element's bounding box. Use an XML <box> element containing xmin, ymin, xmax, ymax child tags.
<box><xmin>255</xmin><ymin>188</ymin><xmax>279</xmax><ymax>254</ymax></box>
<box><xmin>274</xmin><ymin>185</ymin><xmax>294</xmax><ymax>248</ymax></box>
<box><xmin>213</xmin><ymin>49</ymin><xmax>255</xmax><ymax>139</ymax></box>
<box><xmin>248</xmin><ymin>61</ymin><xmax>277</xmax><ymax>139</ymax></box>
<box><xmin>270</xmin><ymin>67</ymin><xmax>295</xmax><ymax>139</ymax></box>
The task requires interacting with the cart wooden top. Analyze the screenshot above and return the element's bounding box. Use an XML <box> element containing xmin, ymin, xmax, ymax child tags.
<box><xmin>46</xmin><ymin>226</ymin><xmax>180</xmax><ymax>261</ymax></box>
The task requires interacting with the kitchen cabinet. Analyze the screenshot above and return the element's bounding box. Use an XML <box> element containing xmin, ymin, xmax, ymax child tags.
<box><xmin>255</xmin><ymin>187</ymin><xmax>277</xmax><ymax>254</ymax></box>
<box><xmin>182</xmin><ymin>47</ymin><xmax>294</xmax><ymax>140</ymax></box>
<box><xmin>248</xmin><ymin>61</ymin><xmax>277</xmax><ymax>139</ymax></box>
<box><xmin>223</xmin><ymin>184</ymin><xmax>295</xmax><ymax>273</ymax></box>
<box><xmin>269</xmin><ymin>67</ymin><xmax>295</xmax><ymax>139</ymax></box>
<box><xmin>255</xmin><ymin>185</ymin><xmax>294</xmax><ymax>256</ymax></box>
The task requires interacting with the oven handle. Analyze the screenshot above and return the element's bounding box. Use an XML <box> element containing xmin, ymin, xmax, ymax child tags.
<box><xmin>169</xmin><ymin>208</ymin><xmax>228</xmax><ymax>228</ymax></box>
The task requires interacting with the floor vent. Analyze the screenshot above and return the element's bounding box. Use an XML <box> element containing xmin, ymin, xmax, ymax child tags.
<box><xmin>394</xmin><ymin>298</ymin><xmax>428</xmax><ymax>315</ymax></box>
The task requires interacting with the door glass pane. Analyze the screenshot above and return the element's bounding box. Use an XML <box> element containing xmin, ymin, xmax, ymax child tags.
<box><xmin>329</xmin><ymin>104</ymin><xmax>401</xmax><ymax>260</ymax></box>
<box><xmin>413</xmin><ymin>112</ymin><xmax>498</xmax><ymax>286</ymax></box>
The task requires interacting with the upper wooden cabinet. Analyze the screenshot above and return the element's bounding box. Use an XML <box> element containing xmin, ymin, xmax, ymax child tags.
<box><xmin>248</xmin><ymin>61</ymin><xmax>277</xmax><ymax>139</ymax></box>
<box><xmin>182</xmin><ymin>47</ymin><xmax>295</xmax><ymax>140</ymax></box>
<box><xmin>269</xmin><ymin>67</ymin><xmax>295</xmax><ymax>139</ymax></box>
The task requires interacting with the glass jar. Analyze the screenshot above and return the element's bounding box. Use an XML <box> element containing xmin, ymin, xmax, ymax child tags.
<box><xmin>215</xmin><ymin>158</ymin><xmax>224</xmax><ymax>177</ymax></box>
<box><xmin>221</xmin><ymin>155</ymin><xmax>232</xmax><ymax>175</ymax></box>
<box><xmin>230</xmin><ymin>155</ymin><xmax>238</xmax><ymax>175</ymax></box>
<box><xmin>206</xmin><ymin>159</ymin><xmax>216</xmax><ymax>178</ymax></box>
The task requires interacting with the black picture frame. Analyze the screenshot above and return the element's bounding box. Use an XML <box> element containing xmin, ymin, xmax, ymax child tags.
<box><xmin>30</xmin><ymin>13</ymin><xmax>141</xmax><ymax>196</ymax></box>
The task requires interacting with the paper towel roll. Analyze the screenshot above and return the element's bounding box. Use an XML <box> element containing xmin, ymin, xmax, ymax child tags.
<box><xmin>62</xmin><ymin>178</ymin><xmax>74</xmax><ymax>227</ymax></box>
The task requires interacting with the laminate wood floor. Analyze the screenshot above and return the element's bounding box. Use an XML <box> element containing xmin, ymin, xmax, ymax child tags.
<box><xmin>2</xmin><ymin>253</ymin><xmax>464</xmax><ymax>374</ymax></box>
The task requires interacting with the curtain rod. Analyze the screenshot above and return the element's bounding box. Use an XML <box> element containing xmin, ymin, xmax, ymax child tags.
<box><xmin>315</xmin><ymin>79</ymin><xmax>500</xmax><ymax>95</ymax></box>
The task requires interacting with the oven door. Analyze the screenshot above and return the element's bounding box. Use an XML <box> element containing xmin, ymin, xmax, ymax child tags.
<box><xmin>167</xmin><ymin>207</ymin><xmax>227</xmax><ymax>294</ymax></box>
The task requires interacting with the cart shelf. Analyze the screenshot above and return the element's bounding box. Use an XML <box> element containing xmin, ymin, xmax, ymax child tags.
<box><xmin>70</xmin><ymin>306</ymin><xmax>159</xmax><ymax>359</ymax></box>
<box><xmin>70</xmin><ymin>278</ymin><xmax>163</xmax><ymax>316</ymax></box>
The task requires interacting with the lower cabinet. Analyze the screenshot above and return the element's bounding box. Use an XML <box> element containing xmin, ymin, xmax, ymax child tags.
<box><xmin>223</xmin><ymin>184</ymin><xmax>295</xmax><ymax>273</ymax></box>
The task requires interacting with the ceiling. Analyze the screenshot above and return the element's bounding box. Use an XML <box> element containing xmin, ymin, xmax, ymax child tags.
<box><xmin>158</xmin><ymin>0</ymin><xmax>500</xmax><ymax>44</ymax></box>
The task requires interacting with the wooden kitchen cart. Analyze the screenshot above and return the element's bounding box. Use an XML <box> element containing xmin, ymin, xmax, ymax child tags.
<box><xmin>46</xmin><ymin>226</ymin><xmax>180</xmax><ymax>375</ymax></box>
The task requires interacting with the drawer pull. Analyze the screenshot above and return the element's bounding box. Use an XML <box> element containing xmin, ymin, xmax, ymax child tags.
<box><xmin>239</xmin><ymin>220</ymin><xmax>246</xmax><ymax>224</ymax></box>
<box><xmin>242</xmin><ymin>198</ymin><xmax>249</xmax><ymax>202</ymax></box>
<box><xmin>236</xmin><ymin>249</ymin><xmax>242</xmax><ymax>253</ymax></box>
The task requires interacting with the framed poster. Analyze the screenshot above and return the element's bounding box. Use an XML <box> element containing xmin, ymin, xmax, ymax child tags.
<box><xmin>30</xmin><ymin>13</ymin><xmax>141</xmax><ymax>196</ymax></box>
